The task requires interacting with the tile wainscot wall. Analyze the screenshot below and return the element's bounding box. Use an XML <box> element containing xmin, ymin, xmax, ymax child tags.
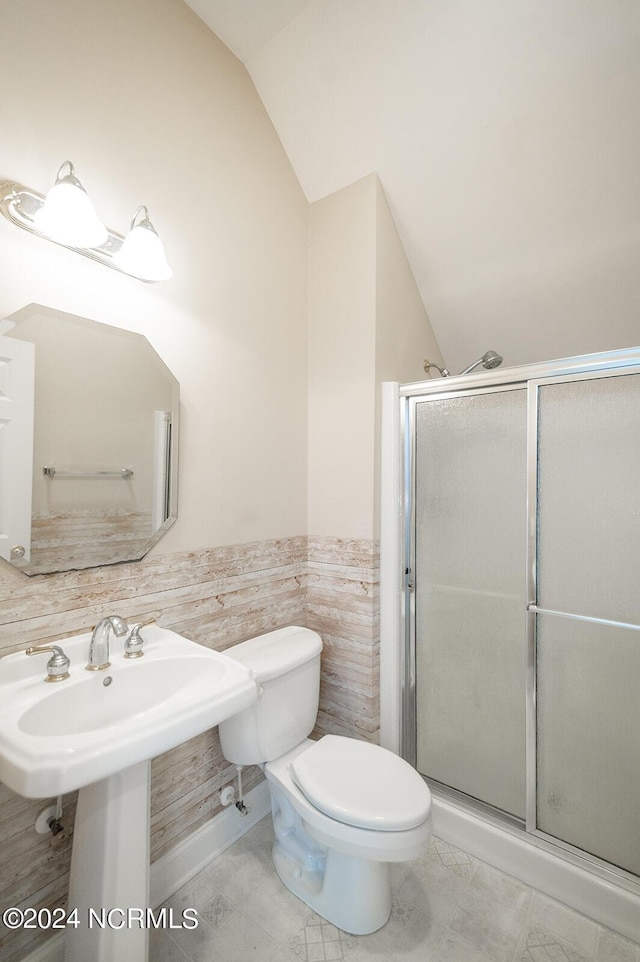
<box><xmin>0</xmin><ymin>535</ymin><xmax>380</xmax><ymax>962</ymax></box>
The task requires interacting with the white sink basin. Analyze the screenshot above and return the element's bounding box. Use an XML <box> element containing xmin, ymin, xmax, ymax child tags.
<box><xmin>0</xmin><ymin>625</ymin><xmax>257</xmax><ymax>798</ymax></box>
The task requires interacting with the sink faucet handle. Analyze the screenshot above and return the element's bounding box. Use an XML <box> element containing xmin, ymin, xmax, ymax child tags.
<box><xmin>26</xmin><ymin>644</ymin><xmax>71</xmax><ymax>682</ymax></box>
<box><xmin>123</xmin><ymin>616</ymin><xmax>156</xmax><ymax>659</ymax></box>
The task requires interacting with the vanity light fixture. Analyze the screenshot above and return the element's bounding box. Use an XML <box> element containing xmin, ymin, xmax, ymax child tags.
<box><xmin>0</xmin><ymin>161</ymin><xmax>172</xmax><ymax>283</ymax></box>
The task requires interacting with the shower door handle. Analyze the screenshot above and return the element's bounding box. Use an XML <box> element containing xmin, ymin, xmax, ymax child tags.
<box><xmin>527</xmin><ymin>603</ymin><xmax>640</xmax><ymax>632</ymax></box>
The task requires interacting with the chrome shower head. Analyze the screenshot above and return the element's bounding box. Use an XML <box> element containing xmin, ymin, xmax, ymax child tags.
<box><xmin>424</xmin><ymin>350</ymin><xmax>503</xmax><ymax>378</ymax></box>
<box><xmin>458</xmin><ymin>350</ymin><xmax>503</xmax><ymax>375</ymax></box>
<box><xmin>482</xmin><ymin>350</ymin><xmax>503</xmax><ymax>369</ymax></box>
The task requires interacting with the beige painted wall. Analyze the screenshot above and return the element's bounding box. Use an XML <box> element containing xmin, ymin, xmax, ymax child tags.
<box><xmin>375</xmin><ymin>178</ymin><xmax>443</xmax><ymax>387</ymax></box>
<box><xmin>308</xmin><ymin>174</ymin><xmax>441</xmax><ymax>540</ymax></box>
<box><xmin>0</xmin><ymin>0</ymin><xmax>309</xmax><ymax>555</ymax></box>
<box><xmin>308</xmin><ymin>175</ymin><xmax>378</xmax><ymax>540</ymax></box>
<box><xmin>373</xmin><ymin>178</ymin><xmax>444</xmax><ymax>538</ymax></box>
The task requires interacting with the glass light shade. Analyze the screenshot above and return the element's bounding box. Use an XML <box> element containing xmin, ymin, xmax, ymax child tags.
<box><xmin>34</xmin><ymin>167</ymin><xmax>108</xmax><ymax>249</ymax></box>
<box><xmin>113</xmin><ymin>209</ymin><xmax>172</xmax><ymax>282</ymax></box>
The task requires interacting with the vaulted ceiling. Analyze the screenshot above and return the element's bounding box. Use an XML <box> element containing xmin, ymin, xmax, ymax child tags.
<box><xmin>185</xmin><ymin>0</ymin><xmax>640</xmax><ymax>373</ymax></box>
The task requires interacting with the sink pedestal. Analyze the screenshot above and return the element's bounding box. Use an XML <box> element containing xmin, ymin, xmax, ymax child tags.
<box><xmin>65</xmin><ymin>760</ymin><xmax>150</xmax><ymax>962</ymax></box>
<box><xmin>0</xmin><ymin>625</ymin><xmax>259</xmax><ymax>962</ymax></box>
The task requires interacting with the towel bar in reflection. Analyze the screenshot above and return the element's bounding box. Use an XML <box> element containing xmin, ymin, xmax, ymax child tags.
<box><xmin>42</xmin><ymin>466</ymin><xmax>134</xmax><ymax>480</ymax></box>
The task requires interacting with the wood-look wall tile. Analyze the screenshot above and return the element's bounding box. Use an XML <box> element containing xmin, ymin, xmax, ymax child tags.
<box><xmin>0</xmin><ymin>534</ymin><xmax>380</xmax><ymax>962</ymax></box>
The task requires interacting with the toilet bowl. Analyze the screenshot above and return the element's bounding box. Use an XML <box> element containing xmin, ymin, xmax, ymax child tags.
<box><xmin>218</xmin><ymin>626</ymin><xmax>431</xmax><ymax>934</ymax></box>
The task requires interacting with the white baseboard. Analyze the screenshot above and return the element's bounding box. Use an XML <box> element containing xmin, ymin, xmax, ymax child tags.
<box><xmin>150</xmin><ymin>780</ymin><xmax>270</xmax><ymax>907</ymax></box>
<box><xmin>21</xmin><ymin>781</ymin><xmax>271</xmax><ymax>962</ymax></box>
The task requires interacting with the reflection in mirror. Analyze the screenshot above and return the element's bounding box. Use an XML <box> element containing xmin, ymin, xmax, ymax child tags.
<box><xmin>0</xmin><ymin>304</ymin><xmax>179</xmax><ymax>575</ymax></box>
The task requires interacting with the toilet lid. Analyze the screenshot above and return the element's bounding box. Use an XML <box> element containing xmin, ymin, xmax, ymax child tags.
<box><xmin>290</xmin><ymin>735</ymin><xmax>430</xmax><ymax>832</ymax></box>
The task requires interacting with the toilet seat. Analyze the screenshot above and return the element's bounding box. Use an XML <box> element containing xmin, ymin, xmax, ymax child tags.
<box><xmin>266</xmin><ymin>739</ymin><xmax>432</xmax><ymax>864</ymax></box>
<box><xmin>290</xmin><ymin>734</ymin><xmax>430</xmax><ymax>832</ymax></box>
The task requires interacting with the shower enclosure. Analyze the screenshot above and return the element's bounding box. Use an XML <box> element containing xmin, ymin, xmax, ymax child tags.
<box><xmin>387</xmin><ymin>347</ymin><xmax>640</xmax><ymax>904</ymax></box>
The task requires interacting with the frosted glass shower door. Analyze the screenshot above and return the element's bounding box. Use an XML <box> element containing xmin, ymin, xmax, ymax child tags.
<box><xmin>414</xmin><ymin>388</ymin><xmax>528</xmax><ymax>819</ymax></box>
<box><xmin>535</xmin><ymin>372</ymin><xmax>640</xmax><ymax>875</ymax></box>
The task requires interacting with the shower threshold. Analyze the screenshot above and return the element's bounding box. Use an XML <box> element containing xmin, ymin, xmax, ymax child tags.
<box><xmin>426</xmin><ymin>778</ymin><xmax>640</xmax><ymax>945</ymax></box>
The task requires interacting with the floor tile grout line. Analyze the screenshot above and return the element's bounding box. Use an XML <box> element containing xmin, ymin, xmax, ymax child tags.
<box><xmin>201</xmin><ymin>853</ymin><xmax>325</xmax><ymax>961</ymax></box>
<box><xmin>522</xmin><ymin>891</ymin><xmax>602</xmax><ymax>962</ymax></box>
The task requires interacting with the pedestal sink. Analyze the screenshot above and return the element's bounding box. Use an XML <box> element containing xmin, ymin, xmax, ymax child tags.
<box><xmin>0</xmin><ymin>625</ymin><xmax>258</xmax><ymax>962</ymax></box>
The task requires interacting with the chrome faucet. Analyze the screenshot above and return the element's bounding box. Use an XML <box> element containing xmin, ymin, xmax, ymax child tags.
<box><xmin>86</xmin><ymin>615</ymin><xmax>128</xmax><ymax>671</ymax></box>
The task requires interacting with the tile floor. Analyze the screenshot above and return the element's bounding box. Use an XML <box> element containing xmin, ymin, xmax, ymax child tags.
<box><xmin>151</xmin><ymin>817</ymin><xmax>640</xmax><ymax>962</ymax></box>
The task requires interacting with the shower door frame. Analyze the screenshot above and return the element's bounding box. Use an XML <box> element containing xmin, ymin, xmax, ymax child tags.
<box><xmin>398</xmin><ymin>345</ymin><xmax>640</xmax><ymax>892</ymax></box>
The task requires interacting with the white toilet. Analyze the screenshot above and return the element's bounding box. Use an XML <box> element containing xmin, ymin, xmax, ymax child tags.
<box><xmin>218</xmin><ymin>625</ymin><xmax>432</xmax><ymax>935</ymax></box>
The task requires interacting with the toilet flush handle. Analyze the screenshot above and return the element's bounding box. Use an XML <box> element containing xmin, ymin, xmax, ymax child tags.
<box><xmin>249</xmin><ymin>669</ymin><xmax>264</xmax><ymax>697</ymax></box>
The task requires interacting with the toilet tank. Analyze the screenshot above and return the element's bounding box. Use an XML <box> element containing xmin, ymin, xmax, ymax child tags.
<box><xmin>218</xmin><ymin>626</ymin><xmax>323</xmax><ymax>765</ymax></box>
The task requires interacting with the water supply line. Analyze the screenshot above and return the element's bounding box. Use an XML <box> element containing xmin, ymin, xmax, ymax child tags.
<box><xmin>50</xmin><ymin>795</ymin><xmax>64</xmax><ymax>835</ymax></box>
<box><xmin>235</xmin><ymin>765</ymin><xmax>248</xmax><ymax>815</ymax></box>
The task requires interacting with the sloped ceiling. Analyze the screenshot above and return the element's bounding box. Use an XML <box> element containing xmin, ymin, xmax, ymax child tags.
<box><xmin>186</xmin><ymin>0</ymin><xmax>640</xmax><ymax>373</ymax></box>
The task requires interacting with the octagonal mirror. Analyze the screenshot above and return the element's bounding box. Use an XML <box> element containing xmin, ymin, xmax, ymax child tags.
<box><xmin>0</xmin><ymin>304</ymin><xmax>179</xmax><ymax>575</ymax></box>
